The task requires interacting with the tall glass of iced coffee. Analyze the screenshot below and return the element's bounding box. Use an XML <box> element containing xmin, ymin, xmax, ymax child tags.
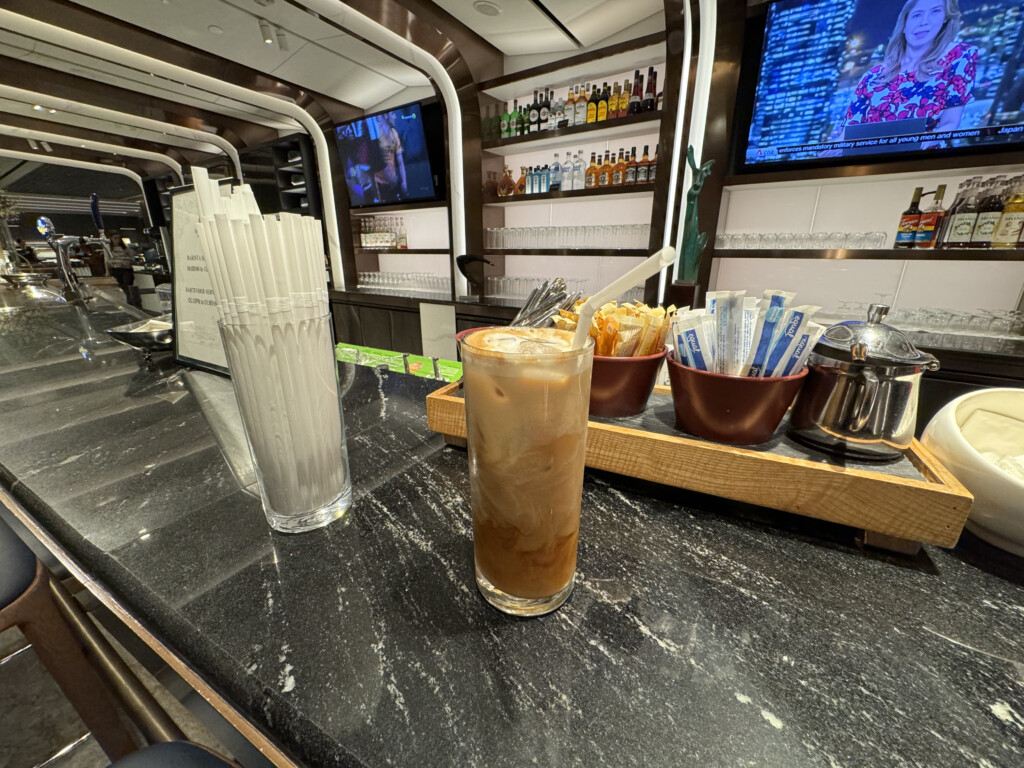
<box><xmin>459</xmin><ymin>327</ymin><xmax>594</xmax><ymax>616</ymax></box>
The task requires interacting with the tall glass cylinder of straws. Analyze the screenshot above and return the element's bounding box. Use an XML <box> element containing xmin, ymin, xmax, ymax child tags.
<box><xmin>219</xmin><ymin>312</ymin><xmax>351</xmax><ymax>533</ymax></box>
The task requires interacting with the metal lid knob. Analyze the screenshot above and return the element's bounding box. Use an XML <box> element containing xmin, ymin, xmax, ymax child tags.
<box><xmin>817</xmin><ymin>303</ymin><xmax>939</xmax><ymax>369</ymax></box>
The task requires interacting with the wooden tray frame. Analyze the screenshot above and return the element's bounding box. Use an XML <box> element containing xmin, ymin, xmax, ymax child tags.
<box><xmin>426</xmin><ymin>382</ymin><xmax>973</xmax><ymax>551</ymax></box>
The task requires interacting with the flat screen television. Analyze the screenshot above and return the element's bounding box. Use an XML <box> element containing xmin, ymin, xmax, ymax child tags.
<box><xmin>335</xmin><ymin>101</ymin><xmax>446</xmax><ymax>207</ymax></box>
<box><xmin>738</xmin><ymin>0</ymin><xmax>1024</xmax><ymax>171</ymax></box>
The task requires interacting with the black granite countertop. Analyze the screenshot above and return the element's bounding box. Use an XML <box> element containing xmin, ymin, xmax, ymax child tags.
<box><xmin>2</xmin><ymin>296</ymin><xmax>1024</xmax><ymax>767</ymax></box>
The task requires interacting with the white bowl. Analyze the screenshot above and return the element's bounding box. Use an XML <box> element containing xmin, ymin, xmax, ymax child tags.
<box><xmin>922</xmin><ymin>388</ymin><xmax>1024</xmax><ymax>555</ymax></box>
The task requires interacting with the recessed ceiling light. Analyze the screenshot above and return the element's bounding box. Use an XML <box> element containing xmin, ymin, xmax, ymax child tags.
<box><xmin>473</xmin><ymin>0</ymin><xmax>502</xmax><ymax>16</ymax></box>
<box><xmin>208</xmin><ymin>25</ymin><xmax>224</xmax><ymax>34</ymax></box>
<box><xmin>48</xmin><ymin>109</ymin><xmax>56</xmax><ymax>114</ymax></box>
<box><xmin>258</xmin><ymin>18</ymin><xmax>274</xmax><ymax>45</ymax></box>
<box><xmin>32</xmin><ymin>104</ymin><xmax>42</xmax><ymax>111</ymax></box>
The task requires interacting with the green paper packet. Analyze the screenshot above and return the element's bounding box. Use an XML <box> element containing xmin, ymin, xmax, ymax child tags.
<box><xmin>335</xmin><ymin>344</ymin><xmax>462</xmax><ymax>383</ymax></box>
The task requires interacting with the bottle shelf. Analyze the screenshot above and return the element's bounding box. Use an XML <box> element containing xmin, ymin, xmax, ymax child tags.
<box><xmin>714</xmin><ymin>248</ymin><xmax>1024</xmax><ymax>261</ymax></box>
<box><xmin>277</xmin><ymin>163</ymin><xmax>304</xmax><ymax>173</ymax></box>
<box><xmin>281</xmin><ymin>187</ymin><xmax>307</xmax><ymax>195</ymax></box>
<box><xmin>484</xmin><ymin>248</ymin><xmax>648</xmax><ymax>256</ymax></box>
<box><xmin>478</xmin><ymin>35</ymin><xmax>665</xmax><ymax>102</ymax></box>
<box><xmin>355</xmin><ymin>248</ymin><xmax>450</xmax><ymax>254</ymax></box>
<box><xmin>483</xmin><ymin>183</ymin><xmax>656</xmax><ymax>207</ymax></box>
<box><xmin>483</xmin><ymin>112</ymin><xmax>662</xmax><ymax>156</ymax></box>
<box><xmin>349</xmin><ymin>201</ymin><xmax>449</xmax><ymax>215</ymax></box>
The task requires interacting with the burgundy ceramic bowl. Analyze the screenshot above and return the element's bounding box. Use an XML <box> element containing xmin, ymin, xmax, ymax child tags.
<box><xmin>589</xmin><ymin>348</ymin><xmax>668</xmax><ymax>418</ymax></box>
<box><xmin>666</xmin><ymin>356</ymin><xmax>808</xmax><ymax>445</ymax></box>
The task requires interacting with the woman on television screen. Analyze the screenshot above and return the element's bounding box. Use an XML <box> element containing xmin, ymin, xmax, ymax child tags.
<box><xmin>840</xmin><ymin>0</ymin><xmax>977</xmax><ymax>149</ymax></box>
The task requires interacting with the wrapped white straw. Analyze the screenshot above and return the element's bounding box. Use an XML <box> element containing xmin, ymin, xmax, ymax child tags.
<box><xmin>572</xmin><ymin>247</ymin><xmax>677</xmax><ymax>349</ymax></box>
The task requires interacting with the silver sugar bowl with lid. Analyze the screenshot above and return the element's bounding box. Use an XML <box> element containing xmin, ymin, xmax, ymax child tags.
<box><xmin>789</xmin><ymin>304</ymin><xmax>939</xmax><ymax>460</ymax></box>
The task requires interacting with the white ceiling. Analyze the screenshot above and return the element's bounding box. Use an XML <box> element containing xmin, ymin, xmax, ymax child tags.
<box><xmin>0</xmin><ymin>31</ymin><xmax>299</xmax><ymax>130</ymax></box>
<box><xmin>0</xmin><ymin>0</ymin><xmax>666</xmax><ymax>129</ymax></box>
<box><xmin>68</xmin><ymin>0</ymin><xmax>431</xmax><ymax>112</ymax></box>
<box><xmin>432</xmin><ymin>0</ymin><xmax>663</xmax><ymax>55</ymax></box>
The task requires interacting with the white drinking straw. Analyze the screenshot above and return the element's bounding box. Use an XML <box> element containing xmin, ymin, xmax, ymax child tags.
<box><xmin>571</xmin><ymin>247</ymin><xmax>678</xmax><ymax>349</ymax></box>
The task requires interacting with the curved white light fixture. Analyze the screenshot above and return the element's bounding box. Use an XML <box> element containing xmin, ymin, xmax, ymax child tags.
<box><xmin>0</xmin><ymin>9</ymin><xmax>343</xmax><ymax>286</ymax></box>
<box><xmin>300</xmin><ymin>0</ymin><xmax>469</xmax><ymax>294</ymax></box>
<box><xmin>0</xmin><ymin>99</ymin><xmax>227</xmax><ymax>157</ymax></box>
<box><xmin>674</xmin><ymin>0</ymin><xmax>717</xmax><ymax>282</ymax></box>
<box><xmin>659</xmin><ymin>0</ymin><xmax>694</xmax><ymax>301</ymax></box>
<box><xmin>0</xmin><ymin>147</ymin><xmax>151</xmax><ymax>225</ymax></box>
<box><xmin>0</xmin><ymin>83</ymin><xmax>241</xmax><ymax>179</ymax></box>
<box><xmin>0</xmin><ymin>123</ymin><xmax>184</xmax><ymax>183</ymax></box>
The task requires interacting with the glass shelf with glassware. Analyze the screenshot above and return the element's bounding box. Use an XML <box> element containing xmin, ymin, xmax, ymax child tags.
<box><xmin>485</xmin><ymin>223</ymin><xmax>651</xmax><ymax>252</ymax></box>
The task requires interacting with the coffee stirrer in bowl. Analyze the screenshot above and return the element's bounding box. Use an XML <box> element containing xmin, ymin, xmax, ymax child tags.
<box><xmin>571</xmin><ymin>247</ymin><xmax>677</xmax><ymax>350</ymax></box>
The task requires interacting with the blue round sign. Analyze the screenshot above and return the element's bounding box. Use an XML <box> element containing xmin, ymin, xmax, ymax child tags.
<box><xmin>35</xmin><ymin>216</ymin><xmax>55</xmax><ymax>237</ymax></box>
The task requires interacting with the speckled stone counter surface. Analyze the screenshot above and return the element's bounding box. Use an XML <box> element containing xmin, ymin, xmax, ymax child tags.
<box><xmin>2</xmin><ymin>296</ymin><xmax>1024</xmax><ymax>767</ymax></box>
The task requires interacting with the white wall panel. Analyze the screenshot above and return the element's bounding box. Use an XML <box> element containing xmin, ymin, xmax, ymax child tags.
<box><xmin>895</xmin><ymin>261</ymin><xmax>1024</xmax><ymax>312</ymax></box>
<box><xmin>712</xmin><ymin>258</ymin><xmax>905</xmax><ymax>314</ymax></box>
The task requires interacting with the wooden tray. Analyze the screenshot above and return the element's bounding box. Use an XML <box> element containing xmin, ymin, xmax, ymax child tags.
<box><xmin>426</xmin><ymin>382</ymin><xmax>973</xmax><ymax>552</ymax></box>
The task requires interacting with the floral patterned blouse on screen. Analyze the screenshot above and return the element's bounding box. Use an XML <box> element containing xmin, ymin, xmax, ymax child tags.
<box><xmin>844</xmin><ymin>43</ymin><xmax>978</xmax><ymax>130</ymax></box>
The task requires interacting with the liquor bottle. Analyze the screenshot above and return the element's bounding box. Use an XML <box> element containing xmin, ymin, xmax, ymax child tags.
<box><xmin>587</xmin><ymin>83</ymin><xmax>599</xmax><ymax>123</ymax></box>
<box><xmin>628</xmin><ymin>70</ymin><xmax>644</xmax><ymax>115</ymax></box>
<box><xmin>612</xmin><ymin>148</ymin><xmax>626</xmax><ymax>186</ymax></box>
<box><xmin>565</xmin><ymin>87</ymin><xmax>575</xmax><ymax>128</ymax></box>
<box><xmin>992</xmin><ymin>178</ymin><xmax>1024</xmax><ymax>248</ymax></box>
<box><xmin>573</xmin><ymin>151</ymin><xmax>585</xmax><ymax>190</ymax></box>
<box><xmin>491</xmin><ymin>169</ymin><xmax>501</xmax><ymax>197</ymax></box>
<box><xmin>539</xmin><ymin>165</ymin><xmax>550</xmax><ymax>194</ymax></box>
<box><xmin>480</xmin><ymin>105</ymin><xmax>491</xmax><ymax>140</ymax></box>
<box><xmin>497</xmin><ymin>165</ymin><xmax>516</xmax><ymax>196</ymax></box>
<box><xmin>610</xmin><ymin>82</ymin><xmax>622</xmax><ymax>119</ymax></box>
<box><xmin>914</xmin><ymin>185</ymin><xmax>947</xmax><ymax>249</ymax></box>
<box><xmin>490</xmin><ymin>105</ymin><xmax>500</xmax><ymax>140</ymax></box>
<box><xmin>597</xmin><ymin>83</ymin><xmax>609</xmax><ymax>122</ymax></box>
<box><xmin>397</xmin><ymin>217</ymin><xmax>408</xmax><ymax>249</ymax></box>
<box><xmin>642</xmin><ymin>68</ymin><xmax>657</xmax><ymax>112</ymax></box>
<box><xmin>509</xmin><ymin>99</ymin><xmax>521</xmax><ymax>137</ymax></box>
<box><xmin>550</xmin><ymin>153</ymin><xmax>563</xmax><ymax>191</ymax></box>
<box><xmin>553</xmin><ymin>95</ymin><xmax>564</xmax><ymax>129</ymax></box>
<box><xmin>615</xmin><ymin>80</ymin><xmax>628</xmax><ymax>118</ymax></box>
<box><xmin>944</xmin><ymin>181</ymin><xmax>982</xmax><ymax>248</ymax></box>
<box><xmin>894</xmin><ymin>187</ymin><xmax>924</xmax><ymax>249</ymax></box>
<box><xmin>935</xmin><ymin>180</ymin><xmax>970</xmax><ymax>248</ymax></box>
<box><xmin>649</xmin><ymin>144</ymin><xmax>659</xmax><ymax>182</ymax></box>
<box><xmin>575</xmin><ymin>83</ymin><xmax>589</xmax><ymax>125</ymax></box>
<box><xmin>514</xmin><ymin>166</ymin><xmax>527</xmax><ymax>196</ymax></box>
<box><xmin>528</xmin><ymin>90</ymin><xmax>540</xmax><ymax>133</ymax></box>
<box><xmin>598</xmin><ymin>151</ymin><xmax>612</xmax><ymax>187</ymax></box>
<box><xmin>585</xmin><ymin>152</ymin><xmax>599</xmax><ymax>188</ymax></box>
<box><xmin>499</xmin><ymin>102</ymin><xmax>510</xmax><ymax>139</ymax></box>
<box><xmin>540</xmin><ymin>89</ymin><xmax>551</xmax><ymax>130</ymax></box>
<box><xmin>636</xmin><ymin>145</ymin><xmax>651</xmax><ymax>183</ymax></box>
<box><xmin>656</xmin><ymin>91</ymin><xmax>663</xmax><ymax>111</ymax></box>
<box><xmin>625</xmin><ymin>147</ymin><xmax>638</xmax><ymax>184</ymax></box>
<box><xmin>971</xmin><ymin>177</ymin><xmax>1007</xmax><ymax>248</ymax></box>
<box><xmin>562</xmin><ymin>153</ymin><xmax>574</xmax><ymax>192</ymax></box>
